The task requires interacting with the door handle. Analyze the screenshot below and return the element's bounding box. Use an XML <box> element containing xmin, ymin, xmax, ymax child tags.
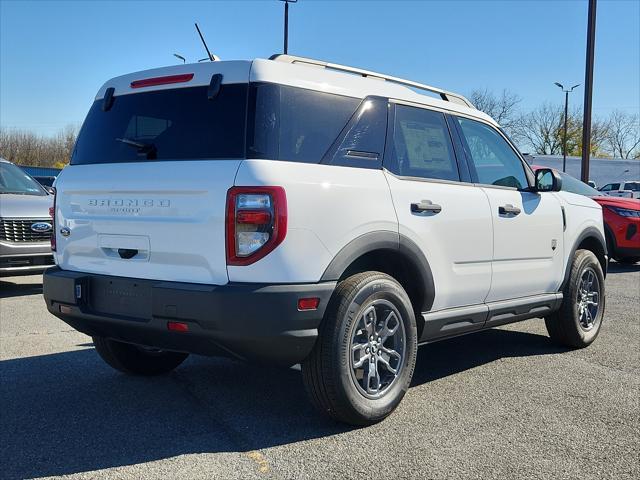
<box><xmin>498</xmin><ymin>204</ymin><xmax>521</xmax><ymax>216</ymax></box>
<box><xmin>411</xmin><ymin>200</ymin><xmax>442</xmax><ymax>215</ymax></box>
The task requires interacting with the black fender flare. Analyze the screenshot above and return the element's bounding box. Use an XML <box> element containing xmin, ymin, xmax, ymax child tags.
<box><xmin>561</xmin><ymin>226</ymin><xmax>608</xmax><ymax>290</ymax></box>
<box><xmin>602</xmin><ymin>222</ymin><xmax>617</xmax><ymax>254</ymax></box>
<box><xmin>320</xmin><ymin>231</ymin><xmax>435</xmax><ymax>311</ymax></box>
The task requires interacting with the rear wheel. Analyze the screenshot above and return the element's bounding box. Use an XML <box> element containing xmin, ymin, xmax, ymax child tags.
<box><xmin>93</xmin><ymin>337</ymin><xmax>188</xmax><ymax>375</ymax></box>
<box><xmin>302</xmin><ymin>272</ymin><xmax>418</xmax><ymax>426</ymax></box>
<box><xmin>618</xmin><ymin>257</ymin><xmax>640</xmax><ymax>264</ymax></box>
<box><xmin>545</xmin><ymin>250</ymin><xmax>605</xmax><ymax>348</ymax></box>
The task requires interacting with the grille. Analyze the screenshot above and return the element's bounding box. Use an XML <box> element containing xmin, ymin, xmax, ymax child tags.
<box><xmin>0</xmin><ymin>218</ymin><xmax>52</xmax><ymax>242</ymax></box>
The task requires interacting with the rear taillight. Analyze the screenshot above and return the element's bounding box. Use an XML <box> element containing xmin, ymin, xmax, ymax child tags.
<box><xmin>49</xmin><ymin>187</ymin><xmax>56</xmax><ymax>252</ymax></box>
<box><xmin>226</xmin><ymin>187</ymin><xmax>287</xmax><ymax>266</ymax></box>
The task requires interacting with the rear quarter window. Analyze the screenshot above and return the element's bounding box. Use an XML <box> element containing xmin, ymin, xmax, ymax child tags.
<box><xmin>247</xmin><ymin>83</ymin><xmax>361</xmax><ymax>163</ymax></box>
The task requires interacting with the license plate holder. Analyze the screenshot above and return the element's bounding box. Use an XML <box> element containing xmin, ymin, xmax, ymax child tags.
<box><xmin>90</xmin><ymin>277</ymin><xmax>152</xmax><ymax>320</ymax></box>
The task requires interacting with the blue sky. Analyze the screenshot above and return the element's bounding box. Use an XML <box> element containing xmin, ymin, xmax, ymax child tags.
<box><xmin>1</xmin><ymin>0</ymin><xmax>638</xmax><ymax>136</ymax></box>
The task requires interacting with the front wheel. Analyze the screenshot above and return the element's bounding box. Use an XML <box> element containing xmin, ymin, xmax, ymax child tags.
<box><xmin>302</xmin><ymin>272</ymin><xmax>418</xmax><ymax>426</ymax></box>
<box><xmin>93</xmin><ymin>337</ymin><xmax>189</xmax><ymax>375</ymax></box>
<box><xmin>545</xmin><ymin>249</ymin><xmax>605</xmax><ymax>348</ymax></box>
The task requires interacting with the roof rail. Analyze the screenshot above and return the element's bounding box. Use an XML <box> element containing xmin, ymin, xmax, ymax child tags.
<box><xmin>269</xmin><ymin>54</ymin><xmax>475</xmax><ymax>109</ymax></box>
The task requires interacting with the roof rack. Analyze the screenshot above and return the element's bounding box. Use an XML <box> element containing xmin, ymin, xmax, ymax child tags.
<box><xmin>269</xmin><ymin>54</ymin><xmax>475</xmax><ymax>109</ymax></box>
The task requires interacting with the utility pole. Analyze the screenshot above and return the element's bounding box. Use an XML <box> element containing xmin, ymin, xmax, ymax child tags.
<box><xmin>554</xmin><ymin>82</ymin><xmax>580</xmax><ymax>173</ymax></box>
<box><xmin>280</xmin><ymin>0</ymin><xmax>298</xmax><ymax>54</ymax></box>
<box><xmin>581</xmin><ymin>0</ymin><xmax>597</xmax><ymax>183</ymax></box>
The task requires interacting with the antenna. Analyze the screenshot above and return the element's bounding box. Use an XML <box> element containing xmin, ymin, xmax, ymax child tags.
<box><xmin>195</xmin><ymin>23</ymin><xmax>214</xmax><ymax>61</ymax></box>
<box><xmin>173</xmin><ymin>53</ymin><xmax>186</xmax><ymax>64</ymax></box>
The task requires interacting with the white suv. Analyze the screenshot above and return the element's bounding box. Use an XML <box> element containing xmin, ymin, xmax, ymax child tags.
<box><xmin>599</xmin><ymin>181</ymin><xmax>640</xmax><ymax>199</ymax></box>
<box><xmin>43</xmin><ymin>55</ymin><xmax>608</xmax><ymax>425</ymax></box>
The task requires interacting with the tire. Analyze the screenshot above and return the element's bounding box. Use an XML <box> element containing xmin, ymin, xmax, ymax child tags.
<box><xmin>302</xmin><ymin>271</ymin><xmax>418</xmax><ymax>426</ymax></box>
<box><xmin>545</xmin><ymin>249</ymin><xmax>605</xmax><ymax>348</ymax></box>
<box><xmin>93</xmin><ymin>337</ymin><xmax>188</xmax><ymax>375</ymax></box>
<box><xmin>618</xmin><ymin>257</ymin><xmax>640</xmax><ymax>265</ymax></box>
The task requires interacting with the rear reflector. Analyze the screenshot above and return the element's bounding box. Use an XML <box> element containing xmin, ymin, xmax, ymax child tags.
<box><xmin>167</xmin><ymin>321</ymin><xmax>189</xmax><ymax>332</ymax></box>
<box><xmin>297</xmin><ymin>298</ymin><xmax>320</xmax><ymax>311</ymax></box>
<box><xmin>236</xmin><ymin>210</ymin><xmax>272</xmax><ymax>225</ymax></box>
<box><xmin>131</xmin><ymin>73</ymin><xmax>194</xmax><ymax>89</ymax></box>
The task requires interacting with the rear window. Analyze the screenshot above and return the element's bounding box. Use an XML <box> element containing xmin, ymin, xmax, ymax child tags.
<box><xmin>247</xmin><ymin>83</ymin><xmax>361</xmax><ymax>163</ymax></box>
<box><xmin>72</xmin><ymin>82</ymin><xmax>363</xmax><ymax>166</ymax></box>
<box><xmin>71</xmin><ymin>84</ymin><xmax>248</xmax><ymax>164</ymax></box>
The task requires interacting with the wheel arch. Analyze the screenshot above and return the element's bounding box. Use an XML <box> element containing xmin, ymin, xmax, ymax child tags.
<box><xmin>320</xmin><ymin>232</ymin><xmax>435</xmax><ymax>335</ymax></box>
<box><xmin>561</xmin><ymin>226</ymin><xmax>608</xmax><ymax>290</ymax></box>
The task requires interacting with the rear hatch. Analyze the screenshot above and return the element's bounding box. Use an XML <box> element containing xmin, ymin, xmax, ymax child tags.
<box><xmin>54</xmin><ymin>62</ymin><xmax>251</xmax><ymax>285</ymax></box>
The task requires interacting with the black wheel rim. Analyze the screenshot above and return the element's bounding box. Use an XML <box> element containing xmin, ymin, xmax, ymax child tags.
<box><xmin>577</xmin><ymin>267</ymin><xmax>601</xmax><ymax>331</ymax></box>
<box><xmin>349</xmin><ymin>299</ymin><xmax>406</xmax><ymax>399</ymax></box>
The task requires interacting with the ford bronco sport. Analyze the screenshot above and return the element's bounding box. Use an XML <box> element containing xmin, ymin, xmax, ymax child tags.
<box><xmin>43</xmin><ymin>55</ymin><xmax>608</xmax><ymax>425</ymax></box>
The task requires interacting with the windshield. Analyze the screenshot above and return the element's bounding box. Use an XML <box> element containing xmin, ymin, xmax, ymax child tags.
<box><xmin>559</xmin><ymin>171</ymin><xmax>602</xmax><ymax>197</ymax></box>
<box><xmin>0</xmin><ymin>162</ymin><xmax>47</xmax><ymax>196</ymax></box>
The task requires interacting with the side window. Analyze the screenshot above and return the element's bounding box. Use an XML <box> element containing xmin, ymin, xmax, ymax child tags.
<box><xmin>247</xmin><ymin>83</ymin><xmax>360</xmax><ymax>163</ymax></box>
<box><xmin>323</xmin><ymin>96</ymin><xmax>387</xmax><ymax>169</ymax></box>
<box><xmin>385</xmin><ymin>104</ymin><xmax>460</xmax><ymax>181</ymax></box>
<box><xmin>625</xmin><ymin>182</ymin><xmax>639</xmax><ymax>192</ymax></box>
<box><xmin>456</xmin><ymin>117</ymin><xmax>529</xmax><ymax>189</ymax></box>
<box><xmin>600</xmin><ymin>184</ymin><xmax>612</xmax><ymax>191</ymax></box>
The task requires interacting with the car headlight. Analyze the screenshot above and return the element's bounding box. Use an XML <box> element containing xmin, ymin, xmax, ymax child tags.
<box><xmin>606</xmin><ymin>206</ymin><xmax>640</xmax><ymax>218</ymax></box>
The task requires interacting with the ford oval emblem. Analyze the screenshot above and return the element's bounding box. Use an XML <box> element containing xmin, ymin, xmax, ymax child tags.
<box><xmin>31</xmin><ymin>222</ymin><xmax>52</xmax><ymax>233</ymax></box>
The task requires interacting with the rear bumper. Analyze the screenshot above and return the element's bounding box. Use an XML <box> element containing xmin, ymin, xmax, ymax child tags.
<box><xmin>43</xmin><ymin>267</ymin><xmax>336</xmax><ymax>366</ymax></box>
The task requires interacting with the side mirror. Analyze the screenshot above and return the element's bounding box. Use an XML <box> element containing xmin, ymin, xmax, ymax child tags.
<box><xmin>535</xmin><ymin>168</ymin><xmax>562</xmax><ymax>192</ymax></box>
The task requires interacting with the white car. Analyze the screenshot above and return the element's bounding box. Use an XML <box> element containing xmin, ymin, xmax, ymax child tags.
<box><xmin>599</xmin><ymin>181</ymin><xmax>640</xmax><ymax>199</ymax></box>
<box><xmin>43</xmin><ymin>55</ymin><xmax>608</xmax><ymax>425</ymax></box>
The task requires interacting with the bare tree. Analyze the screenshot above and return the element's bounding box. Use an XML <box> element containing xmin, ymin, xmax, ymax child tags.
<box><xmin>513</xmin><ymin>103</ymin><xmax>564</xmax><ymax>155</ymax></box>
<box><xmin>605</xmin><ymin>110</ymin><xmax>640</xmax><ymax>159</ymax></box>
<box><xmin>469</xmin><ymin>88</ymin><xmax>522</xmax><ymax>133</ymax></box>
<box><xmin>556</xmin><ymin>108</ymin><xmax>609</xmax><ymax>157</ymax></box>
<box><xmin>0</xmin><ymin>125</ymin><xmax>78</xmax><ymax>167</ymax></box>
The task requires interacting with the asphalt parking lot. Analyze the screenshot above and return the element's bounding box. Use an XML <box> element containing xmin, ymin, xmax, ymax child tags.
<box><xmin>1</xmin><ymin>264</ymin><xmax>638</xmax><ymax>480</ymax></box>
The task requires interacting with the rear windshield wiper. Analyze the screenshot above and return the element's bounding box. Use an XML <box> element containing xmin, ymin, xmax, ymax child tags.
<box><xmin>116</xmin><ymin>137</ymin><xmax>157</xmax><ymax>159</ymax></box>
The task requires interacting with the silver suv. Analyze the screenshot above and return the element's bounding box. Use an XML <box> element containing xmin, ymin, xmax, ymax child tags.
<box><xmin>0</xmin><ymin>158</ymin><xmax>54</xmax><ymax>275</ymax></box>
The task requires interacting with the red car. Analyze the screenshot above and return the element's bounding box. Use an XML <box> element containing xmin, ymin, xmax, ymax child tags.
<box><xmin>598</xmin><ymin>195</ymin><xmax>640</xmax><ymax>264</ymax></box>
<box><xmin>533</xmin><ymin>167</ymin><xmax>640</xmax><ymax>264</ymax></box>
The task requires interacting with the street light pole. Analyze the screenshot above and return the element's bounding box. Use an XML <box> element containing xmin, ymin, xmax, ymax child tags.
<box><xmin>563</xmin><ymin>90</ymin><xmax>569</xmax><ymax>172</ymax></box>
<box><xmin>581</xmin><ymin>0</ymin><xmax>598</xmax><ymax>183</ymax></box>
<box><xmin>280</xmin><ymin>0</ymin><xmax>298</xmax><ymax>54</ymax></box>
<box><xmin>554</xmin><ymin>82</ymin><xmax>580</xmax><ymax>173</ymax></box>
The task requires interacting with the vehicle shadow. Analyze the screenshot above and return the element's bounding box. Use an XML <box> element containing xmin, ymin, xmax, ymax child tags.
<box><xmin>606</xmin><ymin>262</ymin><xmax>640</xmax><ymax>274</ymax></box>
<box><xmin>0</xmin><ymin>279</ymin><xmax>43</xmax><ymax>299</ymax></box>
<box><xmin>0</xmin><ymin>329</ymin><xmax>565</xmax><ymax>479</ymax></box>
